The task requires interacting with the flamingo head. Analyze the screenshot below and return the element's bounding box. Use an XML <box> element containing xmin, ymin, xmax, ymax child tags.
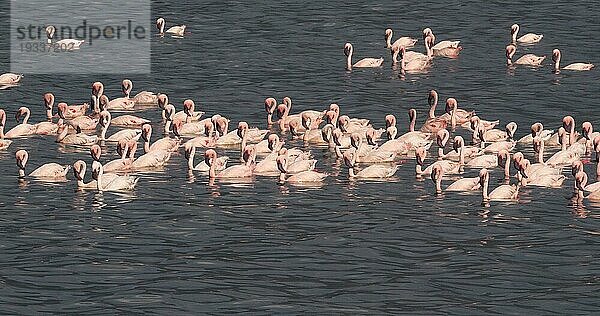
<box><xmin>157</xmin><ymin>94</ymin><xmax>168</xmax><ymax>109</ymax></box>
<box><xmin>469</xmin><ymin>115</ymin><xmax>480</xmax><ymax>131</ymax></box>
<box><xmin>276</xmin><ymin>103</ymin><xmax>287</xmax><ymax>119</ymax></box>
<box><xmin>301</xmin><ymin>112</ymin><xmax>312</xmax><ymax>130</ymax></box>
<box><xmin>365</xmin><ymin>128</ymin><xmax>377</xmax><ymax>146</ymax></box>
<box><xmin>422</xmin><ymin>27</ymin><xmax>433</xmax><ymax>39</ymax></box>
<box><xmin>338</xmin><ymin>115</ymin><xmax>349</xmax><ymax>132</ymax></box>
<box><xmin>171</xmin><ymin>119</ymin><xmax>184</xmax><ymax>137</ymax></box>
<box><xmin>552</xmin><ymin>49</ymin><xmax>561</xmax><ymax>62</ymax></box>
<box><xmin>343</xmin><ymin>43</ymin><xmax>353</xmax><ymax>56</ymax></box>
<box><xmin>342</xmin><ymin>148</ymin><xmax>356</xmax><ymax>168</ymax></box>
<box><xmin>332</xmin><ymin>129</ymin><xmax>344</xmax><ymax>146</ymax></box>
<box><xmin>264</xmin><ymin>97</ymin><xmax>277</xmax><ymax>114</ymax></box>
<box><xmin>282</xmin><ymin>96</ymin><xmax>292</xmax><ymax>108</ymax></box>
<box><xmin>203</xmin><ymin>149</ymin><xmax>216</xmax><ymax>167</ymax></box>
<box><xmin>385</xmin><ymin>114</ymin><xmax>396</xmax><ymax>128</ymax></box>
<box><xmin>73</xmin><ymin>160</ymin><xmax>86</xmax><ymax>181</ymax></box>
<box><xmin>90</xmin><ymin>144</ymin><xmax>102</xmax><ymax>161</ymax></box>
<box><xmin>562</xmin><ymin>116</ymin><xmax>575</xmax><ymax>132</ymax></box>
<box><xmin>497</xmin><ymin>149</ymin><xmax>510</xmax><ymax>166</ymax></box>
<box><xmin>15</xmin><ymin>149</ymin><xmax>28</xmax><ymax>170</ymax></box>
<box><xmin>512</xmin><ymin>152</ymin><xmax>524</xmax><ymax>170</ymax></box>
<box><xmin>15</xmin><ymin>107</ymin><xmax>28</xmax><ymax>123</ymax></box>
<box><xmin>453</xmin><ymin>136</ymin><xmax>464</xmax><ymax>153</ymax></box>
<box><xmin>428</xmin><ymin>89</ymin><xmax>438</xmax><ymax>106</ymax></box>
<box><xmin>183</xmin><ymin>99</ymin><xmax>195</xmax><ymax>116</ymax></box>
<box><xmin>237</xmin><ymin>121</ymin><xmax>249</xmax><ymax>139</ymax></box>
<box><xmin>505</xmin><ymin>122</ymin><xmax>518</xmax><ymax>139</ymax></box>
<box><xmin>505</xmin><ymin>44</ymin><xmax>516</xmax><ymax>60</ymax></box>
<box><xmin>530</xmin><ymin>122</ymin><xmax>543</xmax><ymax>137</ymax></box>
<box><xmin>99</xmin><ymin>110</ymin><xmax>111</xmax><ymax>127</ymax></box>
<box><xmin>46</xmin><ymin>25</ymin><xmax>56</xmax><ymax>39</ymax></box>
<box><xmin>141</xmin><ymin>123</ymin><xmax>152</xmax><ymax>142</ymax></box>
<box><xmin>156</xmin><ymin>18</ymin><xmax>165</xmax><ymax>31</ymax></box>
<box><xmin>415</xmin><ymin>147</ymin><xmax>427</xmax><ymax>166</ymax></box>
<box><xmin>329</xmin><ymin>103</ymin><xmax>340</xmax><ymax>114</ymax></box>
<box><xmin>575</xmin><ymin>171</ymin><xmax>588</xmax><ymax>191</ymax></box>
<box><xmin>43</xmin><ymin>92</ymin><xmax>55</xmax><ymax>110</ymax></box>
<box><xmin>267</xmin><ymin>134</ymin><xmax>280</xmax><ymax>151</ymax></box>
<box><xmin>91</xmin><ymin>161</ymin><xmax>103</xmax><ymax>180</ymax></box>
<box><xmin>571</xmin><ymin>160</ymin><xmax>584</xmax><ymax>177</ymax></box>
<box><xmin>479</xmin><ymin>168</ymin><xmax>489</xmax><ymax>186</ymax></box>
<box><xmin>431</xmin><ymin>164</ymin><xmax>443</xmax><ymax>183</ymax></box>
<box><xmin>91</xmin><ymin>81</ymin><xmax>104</xmax><ymax>97</ymax></box>
<box><xmin>511</xmin><ymin>24</ymin><xmax>519</xmax><ymax>35</ymax></box>
<box><xmin>121</xmin><ymin>79</ymin><xmax>132</xmax><ymax>96</ymax></box>
<box><xmin>582</xmin><ymin>122</ymin><xmax>593</xmax><ymax>139</ymax></box>
<box><xmin>436</xmin><ymin>129</ymin><xmax>450</xmax><ymax>148</ymax></box>
<box><xmin>445</xmin><ymin>98</ymin><xmax>458</xmax><ymax>114</ymax></box>
<box><xmin>99</xmin><ymin>95</ymin><xmax>109</xmax><ymax>111</ymax></box>
<box><xmin>324</xmin><ymin>110</ymin><xmax>336</xmax><ymax>125</ymax></box>
<box><xmin>288</xmin><ymin>119</ymin><xmax>300</xmax><ymax>136</ymax></box>
<box><xmin>203</xmin><ymin>120</ymin><xmax>214</xmax><ymax>136</ymax></box>
<box><xmin>242</xmin><ymin>145</ymin><xmax>256</xmax><ymax>164</ymax></box>
<box><xmin>349</xmin><ymin>133</ymin><xmax>361</xmax><ymax>149</ymax></box>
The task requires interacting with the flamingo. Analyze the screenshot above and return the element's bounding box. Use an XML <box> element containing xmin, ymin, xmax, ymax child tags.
<box><xmin>91</xmin><ymin>161</ymin><xmax>138</xmax><ymax>192</ymax></box>
<box><xmin>156</xmin><ymin>18</ymin><xmax>186</xmax><ymax>37</ymax></box>
<box><xmin>128</xmin><ymin>140</ymin><xmax>172</xmax><ymax>169</ymax></box>
<box><xmin>431</xmin><ymin>164</ymin><xmax>480</xmax><ymax>193</ymax></box>
<box><xmin>422</xmin><ymin>28</ymin><xmax>461</xmax><ymax>56</ymax></box>
<box><xmin>479</xmin><ymin>168</ymin><xmax>519</xmax><ymax>202</ymax></box>
<box><xmin>45</xmin><ymin>25</ymin><xmax>85</xmax><ymax>48</ymax></box>
<box><xmin>505</xmin><ymin>44</ymin><xmax>545</xmax><ymax>66</ymax></box>
<box><xmin>121</xmin><ymin>79</ymin><xmax>158</xmax><ymax>106</ymax></box>
<box><xmin>0</xmin><ymin>109</ymin><xmax>13</xmax><ymax>149</ymax></box>
<box><xmin>510</xmin><ymin>24</ymin><xmax>543</xmax><ymax>44</ymax></box>
<box><xmin>185</xmin><ymin>143</ymin><xmax>228</xmax><ymax>172</ymax></box>
<box><xmin>90</xmin><ymin>143</ymin><xmax>133</xmax><ymax>173</ymax></box>
<box><xmin>276</xmin><ymin>154</ymin><xmax>327</xmax><ymax>184</ymax></box>
<box><xmin>574</xmin><ymin>171</ymin><xmax>600</xmax><ymax>201</ymax></box>
<box><xmin>516</xmin><ymin>158</ymin><xmax>565</xmax><ymax>187</ymax></box>
<box><xmin>384</xmin><ymin>28</ymin><xmax>418</xmax><ymax>50</ymax></box>
<box><xmin>344</xmin><ymin>43</ymin><xmax>384</xmax><ymax>71</ymax></box>
<box><xmin>204</xmin><ymin>147</ymin><xmax>255</xmax><ymax>179</ymax></box>
<box><xmin>4</xmin><ymin>107</ymin><xmax>36</xmax><ymax>138</ymax></box>
<box><xmin>57</xmin><ymin>102</ymin><xmax>98</xmax><ymax>130</ymax></box>
<box><xmin>343</xmin><ymin>148</ymin><xmax>397</xmax><ymax>179</ymax></box>
<box><xmin>552</xmin><ymin>49</ymin><xmax>594</xmax><ymax>73</ymax></box>
<box><xmin>15</xmin><ymin>149</ymin><xmax>70</xmax><ymax>179</ymax></box>
<box><xmin>56</xmin><ymin>123</ymin><xmax>97</xmax><ymax>146</ymax></box>
<box><xmin>99</xmin><ymin>111</ymin><xmax>141</xmax><ymax>142</ymax></box>
<box><xmin>0</xmin><ymin>73</ymin><xmax>23</xmax><ymax>85</ymax></box>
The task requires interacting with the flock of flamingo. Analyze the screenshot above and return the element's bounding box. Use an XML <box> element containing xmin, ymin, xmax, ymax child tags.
<box><xmin>0</xmin><ymin>22</ymin><xmax>597</xmax><ymax>205</ymax></box>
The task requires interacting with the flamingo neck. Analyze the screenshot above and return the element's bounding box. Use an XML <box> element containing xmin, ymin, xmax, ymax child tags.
<box><xmin>208</xmin><ymin>158</ymin><xmax>216</xmax><ymax>178</ymax></box>
<box><xmin>96</xmin><ymin>170</ymin><xmax>103</xmax><ymax>191</ymax></box>
<box><xmin>92</xmin><ymin>96</ymin><xmax>100</xmax><ymax>113</ymax></box>
<box><xmin>428</xmin><ymin>98</ymin><xmax>437</xmax><ymax>120</ymax></box>
<box><xmin>435</xmin><ymin>177</ymin><xmax>442</xmax><ymax>194</ymax></box>
<box><xmin>482</xmin><ymin>177</ymin><xmax>489</xmax><ymax>200</ymax></box>
<box><xmin>279</xmin><ymin>172</ymin><xmax>286</xmax><ymax>182</ymax></box>
<box><xmin>46</xmin><ymin>109</ymin><xmax>53</xmax><ymax>120</ymax></box>
<box><xmin>346</xmin><ymin>53</ymin><xmax>352</xmax><ymax>71</ymax></box>
<box><xmin>409</xmin><ymin>115</ymin><xmax>416</xmax><ymax>132</ymax></box>
<box><xmin>458</xmin><ymin>145</ymin><xmax>465</xmax><ymax>166</ymax></box>
<box><xmin>187</xmin><ymin>151</ymin><xmax>195</xmax><ymax>170</ymax></box>
<box><xmin>164</xmin><ymin>120</ymin><xmax>172</xmax><ymax>135</ymax></box>
<box><xmin>450</xmin><ymin>108</ymin><xmax>457</xmax><ymax>130</ymax></box>
<box><xmin>56</xmin><ymin>126</ymin><xmax>69</xmax><ymax>142</ymax></box>
<box><xmin>349</xmin><ymin>167</ymin><xmax>356</xmax><ymax>178</ymax></box>
<box><xmin>425</xmin><ymin>38</ymin><xmax>432</xmax><ymax>58</ymax></box>
<box><xmin>386</xmin><ymin>35</ymin><xmax>392</xmax><ymax>49</ymax></box>
<box><xmin>554</xmin><ymin>57</ymin><xmax>561</xmax><ymax>73</ymax></box>
<box><xmin>240</xmin><ymin>132</ymin><xmax>247</xmax><ymax>158</ymax></box>
<box><xmin>335</xmin><ymin>145</ymin><xmax>343</xmax><ymax>158</ymax></box>
<box><xmin>569</xmin><ymin>127</ymin><xmax>576</xmax><ymax>146</ymax></box>
<box><xmin>144</xmin><ymin>140</ymin><xmax>151</xmax><ymax>153</ymax></box>
<box><xmin>18</xmin><ymin>168</ymin><xmax>25</xmax><ymax>178</ymax></box>
<box><xmin>23</xmin><ymin>110</ymin><xmax>30</xmax><ymax>124</ymax></box>
<box><xmin>537</xmin><ymin>144</ymin><xmax>545</xmax><ymax>164</ymax></box>
<box><xmin>504</xmin><ymin>157</ymin><xmax>510</xmax><ymax>180</ymax></box>
<box><xmin>415</xmin><ymin>163</ymin><xmax>422</xmax><ymax>176</ymax></box>
<box><xmin>267</xmin><ymin>113</ymin><xmax>273</xmax><ymax>125</ymax></box>
<box><xmin>391</xmin><ymin>49</ymin><xmax>399</xmax><ymax>65</ymax></box>
<box><xmin>511</xmin><ymin>30</ymin><xmax>517</xmax><ymax>43</ymax></box>
<box><xmin>100</xmin><ymin>121</ymin><xmax>109</xmax><ymax>140</ymax></box>
<box><xmin>437</xmin><ymin>147</ymin><xmax>444</xmax><ymax>160</ymax></box>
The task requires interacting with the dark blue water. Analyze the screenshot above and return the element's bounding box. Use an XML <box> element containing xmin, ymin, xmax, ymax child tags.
<box><xmin>0</xmin><ymin>1</ymin><xmax>598</xmax><ymax>314</ymax></box>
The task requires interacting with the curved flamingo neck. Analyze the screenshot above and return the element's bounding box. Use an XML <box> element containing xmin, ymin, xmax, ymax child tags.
<box><xmin>428</xmin><ymin>96</ymin><xmax>438</xmax><ymax>120</ymax></box>
<box><xmin>22</xmin><ymin>109</ymin><xmax>30</xmax><ymax>124</ymax></box>
<box><xmin>409</xmin><ymin>114</ymin><xmax>416</xmax><ymax>132</ymax></box>
<box><xmin>435</xmin><ymin>176</ymin><xmax>442</xmax><ymax>193</ymax></box>
<box><xmin>554</xmin><ymin>55</ymin><xmax>561</xmax><ymax>72</ymax></box>
<box><xmin>100</xmin><ymin>118</ymin><xmax>109</xmax><ymax>140</ymax></box>
<box><xmin>425</xmin><ymin>38</ymin><xmax>432</xmax><ymax>58</ymax></box>
<box><xmin>56</xmin><ymin>126</ymin><xmax>69</xmax><ymax>142</ymax></box>
<box><xmin>458</xmin><ymin>144</ymin><xmax>465</xmax><ymax>166</ymax></box>
<box><xmin>537</xmin><ymin>142</ymin><xmax>545</xmax><ymax>164</ymax></box>
<box><xmin>96</xmin><ymin>169</ymin><xmax>103</xmax><ymax>191</ymax></box>
<box><xmin>511</xmin><ymin>28</ymin><xmax>518</xmax><ymax>43</ymax></box>
<box><xmin>335</xmin><ymin>145</ymin><xmax>343</xmax><ymax>158</ymax></box>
